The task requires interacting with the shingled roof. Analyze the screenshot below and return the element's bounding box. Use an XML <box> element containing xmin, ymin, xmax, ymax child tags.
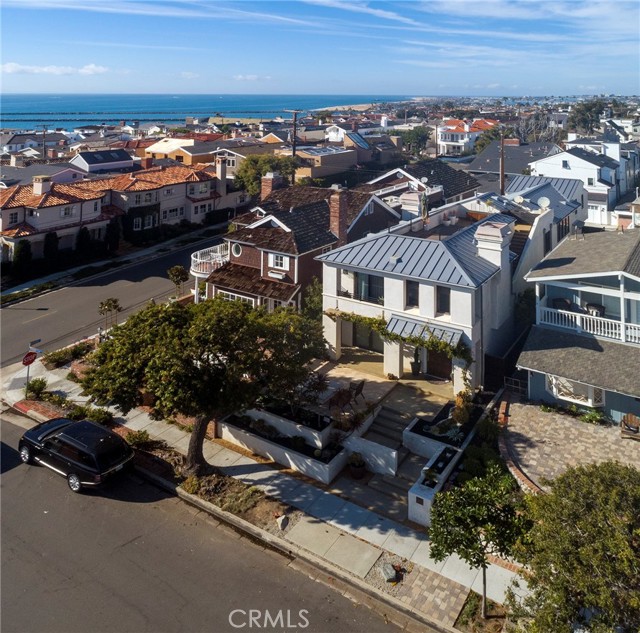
<box><xmin>206</xmin><ymin>263</ymin><xmax>300</xmax><ymax>302</ymax></box>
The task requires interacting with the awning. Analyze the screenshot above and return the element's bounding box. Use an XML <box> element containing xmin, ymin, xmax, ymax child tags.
<box><xmin>386</xmin><ymin>315</ymin><xmax>463</xmax><ymax>347</ymax></box>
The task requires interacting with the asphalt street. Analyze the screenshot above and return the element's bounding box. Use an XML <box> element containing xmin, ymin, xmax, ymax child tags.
<box><xmin>1</xmin><ymin>239</ymin><xmax>216</xmax><ymax>367</ymax></box>
<box><xmin>1</xmin><ymin>417</ymin><xmax>398</xmax><ymax>633</ymax></box>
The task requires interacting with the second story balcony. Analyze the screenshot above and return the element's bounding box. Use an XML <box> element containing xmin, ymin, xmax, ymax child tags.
<box><xmin>190</xmin><ymin>242</ymin><xmax>229</xmax><ymax>278</ymax></box>
<box><xmin>539</xmin><ymin>305</ymin><xmax>640</xmax><ymax>345</ymax></box>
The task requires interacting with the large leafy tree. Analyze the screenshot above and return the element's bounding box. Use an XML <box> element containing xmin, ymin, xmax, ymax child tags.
<box><xmin>567</xmin><ymin>98</ymin><xmax>606</xmax><ymax>134</ymax></box>
<box><xmin>12</xmin><ymin>239</ymin><xmax>32</xmax><ymax>279</ymax></box>
<box><xmin>234</xmin><ymin>154</ymin><xmax>299</xmax><ymax>196</ymax></box>
<box><xmin>167</xmin><ymin>265</ymin><xmax>189</xmax><ymax>298</ymax></box>
<box><xmin>509</xmin><ymin>461</ymin><xmax>640</xmax><ymax>633</ymax></box>
<box><xmin>429</xmin><ymin>465</ymin><xmax>527</xmax><ymax>619</ymax></box>
<box><xmin>82</xmin><ymin>299</ymin><xmax>325</xmax><ymax>474</ymax></box>
<box><xmin>397</xmin><ymin>127</ymin><xmax>431</xmax><ymax>155</ymax></box>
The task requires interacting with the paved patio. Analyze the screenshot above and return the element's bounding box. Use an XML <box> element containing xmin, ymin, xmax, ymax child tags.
<box><xmin>505</xmin><ymin>399</ymin><xmax>640</xmax><ymax>490</ymax></box>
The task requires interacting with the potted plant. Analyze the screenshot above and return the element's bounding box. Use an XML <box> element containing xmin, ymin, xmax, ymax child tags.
<box><xmin>348</xmin><ymin>452</ymin><xmax>366</xmax><ymax>479</ymax></box>
<box><xmin>410</xmin><ymin>347</ymin><xmax>422</xmax><ymax>376</ymax></box>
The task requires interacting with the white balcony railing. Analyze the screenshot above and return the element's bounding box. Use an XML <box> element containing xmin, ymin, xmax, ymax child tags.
<box><xmin>539</xmin><ymin>307</ymin><xmax>640</xmax><ymax>345</ymax></box>
<box><xmin>190</xmin><ymin>243</ymin><xmax>229</xmax><ymax>278</ymax></box>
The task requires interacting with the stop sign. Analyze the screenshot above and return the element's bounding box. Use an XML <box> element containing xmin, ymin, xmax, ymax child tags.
<box><xmin>22</xmin><ymin>351</ymin><xmax>37</xmax><ymax>366</ymax></box>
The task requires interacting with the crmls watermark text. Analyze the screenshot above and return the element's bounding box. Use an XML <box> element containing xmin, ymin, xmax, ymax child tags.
<box><xmin>228</xmin><ymin>609</ymin><xmax>310</xmax><ymax>629</ymax></box>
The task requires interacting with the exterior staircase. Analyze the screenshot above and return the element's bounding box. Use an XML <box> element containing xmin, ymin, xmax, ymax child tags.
<box><xmin>363</xmin><ymin>405</ymin><xmax>411</xmax><ymax>450</ymax></box>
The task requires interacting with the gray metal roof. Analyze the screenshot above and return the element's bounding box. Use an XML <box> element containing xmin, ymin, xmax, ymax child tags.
<box><xmin>387</xmin><ymin>315</ymin><xmax>462</xmax><ymax>346</ymax></box>
<box><xmin>505</xmin><ymin>181</ymin><xmax>580</xmax><ymax>222</ymax></box>
<box><xmin>318</xmin><ymin>213</ymin><xmax>516</xmax><ymax>288</ymax></box>
<box><xmin>527</xmin><ymin>228</ymin><xmax>640</xmax><ymax>280</ymax></box>
<box><xmin>507</xmin><ymin>174</ymin><xmax>583</xmax><ymax>205</ymax></box>
<box><xmin>518</xmin><ymin>326</ymin><xmax>640</xmax><ymax>398</ymax></box>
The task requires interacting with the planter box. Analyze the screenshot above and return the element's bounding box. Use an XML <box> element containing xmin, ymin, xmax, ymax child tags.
<box><xmin>219</xmin><ymin>420</ymin><xmax>347</xmax><ymax>485</ymax></box>
<box><xmin>245</xmin><ymin>408</ymin><xmax>333</xmax><ymax>449</ymax></box>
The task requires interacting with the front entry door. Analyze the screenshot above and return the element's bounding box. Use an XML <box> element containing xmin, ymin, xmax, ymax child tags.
<box><xmin>426</xmin><ymin>349</ymin><xmax>452</xmax><ymax>380</ymax></box>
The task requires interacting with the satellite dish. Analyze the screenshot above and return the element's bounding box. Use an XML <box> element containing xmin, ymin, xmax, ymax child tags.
<box><xmin>514</xmin><ymin>195</ymin><xmax>524</xmax><ymax>204</ymax></box>
<box><xmin>538</xmin><ymin>196</ymin><xmax>550</xmax><ymax>209</ymax></box>
<box><xmin>421</xmin><ymin>176</ymin><xmax>428</xmax><ymax>184</ymax></box>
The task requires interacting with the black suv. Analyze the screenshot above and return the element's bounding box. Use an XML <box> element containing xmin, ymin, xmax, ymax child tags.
<box><xmin>19</xmin><ymin>418</ymin><xmax>134</xmax><ymax>492</ymax></box>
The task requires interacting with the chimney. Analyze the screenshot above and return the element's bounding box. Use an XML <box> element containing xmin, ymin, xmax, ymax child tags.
<box><xmin>351</xmin><ymin>120</ymin><xmax>359</xmax><ymax>132</ymax></box>
<box><xmin>216</xmin><ymin>156</ymin><xmax>227</xmax><ymax>197</ymax></box>
<box><xmin>475</xmin><ymin>221</ymin><xmax>512</xmax><ymax>268</ymax></box>
<box><xmin>10</xmin><ymin>155</ymin><xmax>25</xmax><ymax>167</ymax></box>
<box><xmin>32</xmin><ymin>175</ymin><xmax>52</xmax><ymax>195</ymax></box>
<box><xmin>140</xmin><ymin>157</ymin><xmax>153</xmax><ymax>169</ymax></box>
<box><xmin>329</xmin><ymin>186</ymin><xmax>348</xmax><ymax>247</ymax></box>
<box><xmin>260</xmin><ymin>171</ymin><xmax>283</xmax><ymax>201</ymax></box>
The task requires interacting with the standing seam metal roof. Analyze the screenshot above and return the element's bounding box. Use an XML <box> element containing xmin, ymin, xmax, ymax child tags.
<box><xmin>387</xmin><ymin>315</ymin><xmax>463</xmax><ymax>346</ymax></box>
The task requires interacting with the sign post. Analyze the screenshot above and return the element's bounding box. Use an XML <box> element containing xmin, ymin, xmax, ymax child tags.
<box><xmin>24</xmin><ymin>339</ymin><xmax>43</xmax><ymax>396</ymax></box>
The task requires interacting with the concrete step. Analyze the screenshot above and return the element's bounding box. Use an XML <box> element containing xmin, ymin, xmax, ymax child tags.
<box><xmin>367</xmin><ymin>474</ymin><xmax>409</xmax><ymax>501</ymax></box>
<box><xmin>362</xmin><ymin>430</ymin><xmax>402</xmax><ymax>450</ymax></box>
<box><xmin>371</xmin><ymin>416</ymin><xmax>406</xmax><ymax>435</ymax></box>
<box><xmin>379</xmin><ymin>406</ymin><xmax>411</xmax><ymax>423</ymax></box>
<box><xmin>367</xmin><ymin>423</ymin><xmax>403</xmax><ymax>444</ymax></box>
<box><xmin>381</xmin><ymin>474</ymin><xmax>413</xmax><ymax>493</ymax></box>
<box><xmin>397</xmin><ymin>452</ymin><xmax>428</xmax><ymax>483</ymax></box>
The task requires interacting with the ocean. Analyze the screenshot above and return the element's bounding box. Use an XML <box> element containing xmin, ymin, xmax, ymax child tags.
<box><xmin>0</xmin><ymin>93</ymin><xmax>413</xmax><ymax>131</ymax></box>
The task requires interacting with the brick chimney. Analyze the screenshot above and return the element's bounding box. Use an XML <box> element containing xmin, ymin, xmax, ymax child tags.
<box><xmin>32</xmin><ymin>175</ymin><xmax>52</xmax><ymax>195</ymax></box>
<box><xmin>329</xmin><ymin>185</ymin><xmax>348</xmax><ymax>246</ymax></box>
<box><xmin>261</xmin><ymin>171</ymin><xmax>283</xmax><ymax>201</ymax></box>
<box><xmin>216</xmin><ymin>156</ymin><xmax>227</xmax><ymax>197</ymax></box>
<box><xmin>140</xmin><ymin>157</ymin><xmax>153</xmax><ymax>169</ymax></box>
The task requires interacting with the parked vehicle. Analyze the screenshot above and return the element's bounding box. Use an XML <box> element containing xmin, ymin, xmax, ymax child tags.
<box><xmin>19</xmin><ymin>418</ymin><xmax>134</xmax><ymax>493</ymax></box>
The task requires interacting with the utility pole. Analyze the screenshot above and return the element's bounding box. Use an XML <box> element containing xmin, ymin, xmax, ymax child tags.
<box><xmin>284</xmin><ymin>109</ymin><xmax>302</xmax><ymax>157</ymax></box>
<box><xmin>40</xmin><ymin>124</ymin><xmax>47</xmax><ymax>160</ymax></box>
<box><xmin>499</xmin><ymin>128</ymin><xmax>505</xmax><ymax>195</ymax></box>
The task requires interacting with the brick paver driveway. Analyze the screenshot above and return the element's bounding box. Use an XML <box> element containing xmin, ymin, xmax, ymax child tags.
<box><xmin>505</xmin><ymin>400</ymin><xmax>640</xmax><ymax>490</ymax></box>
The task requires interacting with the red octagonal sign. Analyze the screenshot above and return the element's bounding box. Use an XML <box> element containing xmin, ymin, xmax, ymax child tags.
<box><xmin>22</xmin><ymin>351</ymin><xmax>38</xmax><ymax>366</ymax></box>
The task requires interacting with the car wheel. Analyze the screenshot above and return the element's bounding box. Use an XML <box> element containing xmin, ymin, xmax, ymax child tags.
<box><xmin>67</xmin><ymin>473</ymin><xmax>82</xmax><ymax>493</ymax></box>
<box><xmin>19</xmin><ymin>445</ymin><xmax>32</xmax><ymax>464</ymax></box>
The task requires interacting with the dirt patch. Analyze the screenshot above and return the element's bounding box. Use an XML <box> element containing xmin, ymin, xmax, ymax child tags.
<box><xmin>454</xmin><ymin>592</ymin><xmax>506</xmax><ymax>632</ymax></box>
<box><xmin>364</xmin><ymin>552</ymin><xmax>415</xmax><ymax>598</ymax></box>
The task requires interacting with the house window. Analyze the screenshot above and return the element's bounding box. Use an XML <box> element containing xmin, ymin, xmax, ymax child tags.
<box><xmin>364</xmin><ymin>201</ymin><xmax>373</xmax><ymax>216</ymax></box>
<box><xmin>144</xmin><ymin>215</ymin><xmax>153</xmax><ymax>228</ymax></box>
<box><xmin>9</xmin><ymin>211</ymin><xmax>18</xmax><ymax>224</ymax></box>
<box><xmin>587</xmin><ymin>178</ymin><xmax>594</xmax><ymax>186</ymax></box>
<box><xmin>167</xmin><ymin>208</ymin><xmax>178</xmax><ymax>218</ymax></box>
<box><xmin>436</xmin><ymin>286</ymin><xmax>450</xmax><ymax>314</ymax></box>
<box><xmin>355</xmin><ymin>273</ymin><xmax>384</xmax><ymax>304</ymax></box>
<box><xmin>199</xmin><ymin>183</ymin><xmax>208</xmax><ymax>193</ymax></box>
<box><xmin>134</xmin><ymin>194</ymin><xmax>141</xmax><ymax>205</ymax></box>
<box><xmin>164</xmin><ymin>188</ymin><xmax>173</xmax><ymax>196</ymax></box>
<box><xmin>144</xmin><ymin>193</ymin><xmax>153</xmax><ymax>203</ymax></box>
<box><xmin>321</xmin><ymin>245</ymin><xmax>332</xmax><ymax>254</ymax></box>
<box><xmin>545</xmin><ymin>375</ymin><xmax>604</xmax><ymax>408</ymax></box>
<box><xmin>406</xmin><ymin>280</ymin><xmax>419</xmax><ymax>309</ymax></box>
<box><xmin>227</xmin><ymin>158</ymin><xmax>236</xmax><ymax>168</ymax></box>
<box><xmin>179</xmin><ymin>207</ymin><xmax>185</xmax><ymax>217</ymax></box>
<box><xmin>188</xmin><ymin>185</ymin><xmax>195</xmax><ymax>195</ymax></box>
<box><xmin>543</xmin><ymin>228</ymin><xmax>552</xmax><ymax>255</ymax></box>
<box><xmin>61</xmin><ymin>206</ymin><xmax>74</xmax><ymax>218</ymax></box>
<box><xmin>231</xmin><ymin>243</ymin><xmax>242</xmax><ymax>257</ymax></box>
<box><xmin>162</xmin><ymin>209</ymin><xmax>168</xmax><ymax>220</ymax></box>
<box><xmin>562</xmin><ymin>160</ymin><xmax>569</xmax><ymax>169</ymax></box>
<box><xmin>93</xmin><ymin>201</ymin><xmax>98</xmax><ymax>212</ymax></box>
<box><xmin>269</xmin><ymin>253</ymin><xmax>289</xmax><ymax>270</ymax></box>
<box><xmin>28</xmin><ymin>209</ymin><xmax>36</xmax><ymax>217</ymax></box>
<box><xmin>133</xmin><ymin>217</ymin><xmax>142</xmax><ymax>230</ymax></box>
<box><xmin>217</xmin><ymin>290</ymin><xmax>254</xmax><ymax>306</ymax></box>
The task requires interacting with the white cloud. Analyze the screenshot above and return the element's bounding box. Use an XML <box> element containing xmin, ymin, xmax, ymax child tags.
<box><xmin>181</xmin><ymin>71</ymin><xmax>199</xmax><ymax>79</ymax></box>
<box><xmin>302</xmin><ymin>0</ymin><xmax>420</xmax><ymax>26</ymax></box>
<box><xmin>1</xmin><ymin>62</ymin><xmax>108</xmax><ymax>75</ymax></box>
<box><xmin>233</xmin><ymin>74</ymin><xmax>271</xmax><ymax>81</ymax></box>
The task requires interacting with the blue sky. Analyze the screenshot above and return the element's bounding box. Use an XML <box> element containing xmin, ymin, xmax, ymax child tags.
<box><xmin>1</xmin><ymin>0</ymin><xmax>638</xmax><ymax>96</ymax></box>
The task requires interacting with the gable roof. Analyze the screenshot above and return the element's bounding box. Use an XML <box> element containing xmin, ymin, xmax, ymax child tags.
<box><xmin>468</xmin><ymin>141</ymin><xmax>561</xmax><ymax>175</ymax></box>
<box><xmin>565</xmin><ymin>147</ymin><xmax>619</xmax><ymax>169</ymax></box>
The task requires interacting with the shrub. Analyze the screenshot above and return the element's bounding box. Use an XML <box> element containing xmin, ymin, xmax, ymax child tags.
<box><xmin>67</xmin><ymin>404</ymin><xmax>89</xmax><ymax>420</ymax></box>
<box><xmin>476</xmin><ymin>416</ymin><xmax>500</xmax><ymax>444</ymax></box>
<box><xmin>43</xmin><ymin>342</ymin><xmax>93</xmax><ymax>368</ymax></box>
<box><xmin>181</xmin><ymin>476</ymin><xmax>201</xmax><ymax>495</ymax></box>
<box><xmin>25</xmin><ymin>377</ymin><xmax>48</xmax><ymax>399</ymax></box>
<box><xmin>84</xmin><ymin>407</ymin><xmax>114</xmax><ymax>426</ymax></box>
<box><xmin>125</xmin><ymin>429</ymin><xmax>151</xmax><ymax>447</ymax></box>
<box><xmin>580</xmin><ymin>409</ymin><xmax>605</xmax><ymax>425</ymax></box>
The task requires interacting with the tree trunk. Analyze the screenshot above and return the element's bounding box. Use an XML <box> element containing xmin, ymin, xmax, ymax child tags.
<box><xmin>481</xmin><ymin>565</ymin><xmax>487</xmax><ymax>619</ymax></box>
<box><xmin>185</xmin><ymin>414</ymin><xmax>210</xmax><ymax>476</ymax></box>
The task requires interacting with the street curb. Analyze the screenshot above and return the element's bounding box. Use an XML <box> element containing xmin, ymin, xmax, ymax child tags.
<box><xmin>134</xmin><ymin>465</ymin><xmax>458</xmax><ymax>633</ymax></box>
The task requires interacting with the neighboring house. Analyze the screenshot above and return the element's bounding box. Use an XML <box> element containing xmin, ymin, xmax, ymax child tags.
<box><xmin>437</xmin><ymin>118</ymin><xmax>498</xmax><ymax>156</ymax></box>
<box><xmin>0</xmin><ymin>132</ymin><xmax>69</xmax><ymax>154</ymax></box>
<box><xmin>357</xmin><ymin>160</ymin><xmax>480</xmax><ymax>218</ymax></box>
<box><xmin>277</xmin><ymin>146</ymin><xmax>357</xmax><ymax>181</ymax></box>
<box><xmin>343</xmin><ymin>132</ymin><xmax>402</xmax><ymax>165</ymax></box>
<box><xmin>0</xmin><ymin>175</ymin><xmax>114</xmax><ymax>261</ymax></box>
<box><xmin>317</xmin><ymin>213</ymin><xmax>518</xmax><ymax>394</ymax></box>
<box><xmin>529</xmin><ymin>147</ymin><xmax>621</xmax><ymax>225</ymax></box>
<box><xmin>69</xmin><ymin>149</ymin><xmax>134</xmax><ymax>173</ymax></box>
<box><xmin>0</xmin><ymin>162</ymin><xmax>239</xmax><ymax>261</ymax></box>
<box><xmin>517</xmin><ymin>228</ymin><xmax>640</xmax><ymax>422</ymax></box>
<box><xmin>467</xmin><ymin>139</ymin><xmax>562</xmax><ymax>179</ymax></box>
<box><xmin>144</xmin><ymin>137</ymin><xmax>194</xmax><ymax>160</ymax></box>
<box><xmin>0</xmin><ymin>162</ymin><xmax>86</xmax><ymax>188</ymax></box>
<box><xmin>325</xmin><ymin>123</ymin><xmax>381</xmax><ymax>143</ymax></box>
<box><xmin>208</xmin><ymin>140</ymin><xmax>281</xmax><ymax>178</ymax></box>
<box><xmin>190</xmin><ymin>181</ymin><xmax>401</xmax><ymax>310</ymax></box>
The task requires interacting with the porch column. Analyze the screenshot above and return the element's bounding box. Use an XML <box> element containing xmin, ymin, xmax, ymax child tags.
<box><xmin>535</xmin><ymin>283</ymin><xmax>541</xmax><ymax>324</ymax></box>
<box><xmin>323</xmin><ymin>313</ymin><xmax>342</xmax><ymax>360</ymax></box>
<box><xmin>194</xmin><ymin>276</ymin><xmax>200</xmax><ymax>304</ymax></box>
<box><xmin>383</xmin><ymin>339</ymin><xmax>403</xmax><ymax>379</ymax></box>
<box><xmin>620</xmin><ymin>274</ymin><xmax>626</xmax><ymax>342</ymax></box>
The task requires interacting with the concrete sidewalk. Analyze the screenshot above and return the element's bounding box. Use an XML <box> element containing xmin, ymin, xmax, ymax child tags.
<box><xmin>2</xmin><ymin>361</ymin><xmax>523</xmax><ymax>631</ymax></box>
